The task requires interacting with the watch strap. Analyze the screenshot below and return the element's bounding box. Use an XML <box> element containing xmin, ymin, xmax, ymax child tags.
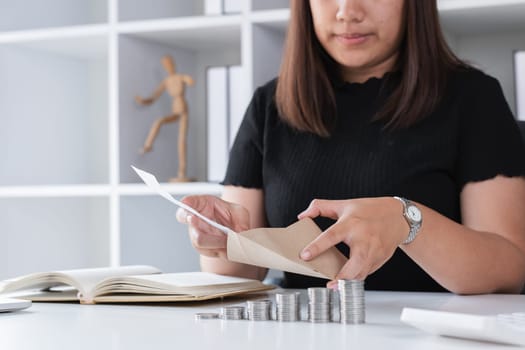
<box><xmin>393</xmin><ymin>196</ymin><xmax>422</xmax><ymax>245</ymax></box>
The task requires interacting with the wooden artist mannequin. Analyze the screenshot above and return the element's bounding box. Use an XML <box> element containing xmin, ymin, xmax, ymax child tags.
<box><xmin>135</xmin><ymin>55</ymin><xmax>195</xmax><ymax>182</ymax></box>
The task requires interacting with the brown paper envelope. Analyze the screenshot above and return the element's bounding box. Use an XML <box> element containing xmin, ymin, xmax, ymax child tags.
<box><xmin>227</xmin><ymin>218</ymin><xmax>348</xmax><ymax>280</ymax></box>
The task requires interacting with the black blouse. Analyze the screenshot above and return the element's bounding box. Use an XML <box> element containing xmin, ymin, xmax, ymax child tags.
<box><xmin>222</xmin><ymin>68</ymin><xmax>525</xmax><ymax>292</ymax></box>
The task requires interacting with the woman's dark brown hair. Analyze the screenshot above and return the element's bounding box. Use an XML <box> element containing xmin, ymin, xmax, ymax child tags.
<box><xmin>276</xmin><ymin>0</ymin><xmax>468</xmax><ymax>137</ymax></box>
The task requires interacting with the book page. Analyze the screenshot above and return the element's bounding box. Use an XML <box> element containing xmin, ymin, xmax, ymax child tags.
<box><xmin>0</xmin><ymin>265</ymin><xmax>160</xmax><ymax>303</ymax></box>
<box><xmin>66</xmin><ymin>265</ymin><xmax>160</xmax><ymax>298</ymax></box>
<box><xmin>0</xmin><ymin>273</ymin><xmax>79</xmax><ymax>295</ymax></box>
<box><xmin>133</xmin><ymin>272</ymin><xmax>258</xmax><ymax>287</ymax></box>
<box><xmin>92</xmin><ymin>272</ymin><xmax>266</xmax><ymax>298</ymax></box>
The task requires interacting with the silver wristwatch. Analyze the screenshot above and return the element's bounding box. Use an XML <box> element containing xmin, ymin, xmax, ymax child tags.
<box><xmin>393</xmin><ymin>196</ymin><xmax>422</xmax><ymax>245</ymax></box>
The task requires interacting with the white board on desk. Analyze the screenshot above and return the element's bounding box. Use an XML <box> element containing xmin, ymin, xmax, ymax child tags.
<box><xmin>224</xmin><ymin>0</ymin><xmax>242</xmax><ymax>13</ymax></box>
<box><xmin>206</xmin><ymin>65</ymin><xmax>243</xmax><ymax>183</ymax></box>
<box><xmin>204</xmin><ymin>0</ymin><xmax>222</xmax><ymax>15</ymax></box>
<box><xmin>206</xmin><ymin>66</ymin><xmax>229</xmax><ymax>183</ymax></box>
<box><xmin>228</xmin><ymin>65</ymin><xmax>244</xmax><ymax>148</ymax></box>
<box><xmin>204</xmin><ymin>0</ymin><xmax>242</xmax><ymax>15</ymax></box>
<box><xmin>515</xmin><ymin>51</ymin><xmax>525</xmax><ymax>121</ymax></box>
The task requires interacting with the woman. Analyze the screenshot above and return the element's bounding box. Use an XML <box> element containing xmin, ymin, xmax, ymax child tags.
<box><xmin>177</xmin><ymin>0</ymin><xmax>525</xmax><ymax>294</ymax></box>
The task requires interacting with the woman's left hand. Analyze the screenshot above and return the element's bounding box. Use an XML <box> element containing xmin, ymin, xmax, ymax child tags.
<box><xmin>298</xmin><ymin>197</ymin><xmax>410</xmax><ymax>288</ymax></box>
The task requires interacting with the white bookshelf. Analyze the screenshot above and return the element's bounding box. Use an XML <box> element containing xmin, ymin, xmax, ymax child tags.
<box><xmin>1</xmin><ymin>0</ymin><xmax>524</xmax><ymax>280</ymax></box>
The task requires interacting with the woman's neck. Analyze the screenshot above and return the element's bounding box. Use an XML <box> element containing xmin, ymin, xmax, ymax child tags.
<box><xmin>341</xmin><ymin>52</ymin><xmax>399</xmax><ymax>83</ymax></box>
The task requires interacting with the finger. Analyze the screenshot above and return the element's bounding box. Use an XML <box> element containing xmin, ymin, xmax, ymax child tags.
<box><xmin>181</xmin><ymin>194</ymin><xmax>218</xmax><ymax>213</ymax></box>
<box><xmin>189</xmin><ymin>224</ymin><xmax>227</xmax><ymax>250</ymax></box>
<box><xmin>300</xmin><ymin>222</ymin><xmax>349</xmax><ymax>260</ymax></box>
<box><xmin>215</xmin><ymin>203</ymin><xmax>250</xmax><ymax>232</ymax></box>
<box><xmin>188</xmin><ymin>215</ymin><xmax>226</xmax><ymax>238</ymax></box>
<box><xmin>177</xmin><ymin>195</ymin><xmax>211</xmax><ymax>224</ymax></box>
<box><xmin>182</xmin><ymin>195</ymin><xmax>248</xmax><ymax>232</ymax></box>
<box><xmin>297</xmin><ymin>199</ymin><xmax>347</xmax><ymax>220</ymax></box>
<box><xmin>326</xmin><ymin>280</ymin><xmax>338</xmax><ymax>290</ymax></box>
<box><xmin>368</xmin><ymin>262</ymin><xmax>383</xmax><ymax>276</ymax></box>
<box><xmin>190</xmin><ymin>232</ymin><xmax>227</xmax><ymax>250</ymax></box>
<box><xmin>194</xmin><ymin>247</ymin><xmax>222</xmax><ymax>259</ymax></box>
<box><xmin>175</xmin><ymin>208</ymin><xmax>189</xmax><ymax>223</ymax></box>
<box><xmin>335</xmin><ymin>249</ymin><xmax>369</xmax><ymax>281</ymax></box>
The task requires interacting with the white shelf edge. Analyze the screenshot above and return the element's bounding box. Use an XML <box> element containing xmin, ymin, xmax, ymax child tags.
<box><xmin>249</xmin><ymin>8</ymin><xmax>290</xmax><ymax>24</ymax></box>
<box><xmin>0</xmin><ymin>185</ymin><xmax>111</xmax><ymax>198</ymax></box>
<box><xmin>438</xmin><ymin>0</ymin><xmax>525</xmax><ymax>11</ymax></box>
<box><xmin>109</xmin><ymin>0</ymin><xmax>120</xmax><ymax>268</ymax></box>
<box><xmin>0</xmin><ymin>24</ymin><xmax>109</xmax><ymax>44</ymax></box>
<box><xmin>117</xmin><ymin>15</ymin><xmax>242</xmax><ymax>34</ymax></box>
<box><xmin>0</xmin><ymin>182</ymin><xmax>224</xmax><ymax>198</ymax></box>
<box><xmin>118</xmin><ymin>183</ymin><xmax>223</xmax><ymax>196</ymax></box>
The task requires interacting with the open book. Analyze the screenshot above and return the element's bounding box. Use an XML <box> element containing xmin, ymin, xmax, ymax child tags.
<box><xmin>0</xmin><ymin>265</ymin><xmax>273</xmax><ymax>304</ymax></box>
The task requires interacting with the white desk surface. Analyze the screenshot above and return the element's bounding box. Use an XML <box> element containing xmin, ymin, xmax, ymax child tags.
<box><xmin>1</xmin><ymin>290</ymin><xmax>524</xmax><ymax>350</ymax></box>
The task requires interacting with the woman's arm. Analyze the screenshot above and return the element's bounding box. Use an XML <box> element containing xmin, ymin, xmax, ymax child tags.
<box><xmin>299</xmin><ymin>176</ymin><xmax>525</xmax><ymax>294</ymax></box>
<box><xmin>401</xmin><ymin>175</ymin><xmax>525</xmax><ymax>294</ymax></box>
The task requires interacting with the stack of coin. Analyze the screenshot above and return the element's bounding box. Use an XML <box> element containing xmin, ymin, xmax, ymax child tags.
<box><xmin>246</xmin><ymin>299</ymin><xmax>272</xmax><ymax>321</ymax></box>
<box><xmin>338</xmin><ymin>279</ymin><xmax>365</xmax><ymax>324</ymax></box>
<box><xmin>307</xmin><ymin>287</ymin><xmax>332</xmax><ymax>323</ymax></box>
<box><xmin>194</xmin><ymin>312</ymin><xmax>220</xmax><ymax>321</ymax></box>
<box><xmin>275</xmin><ymin>292</ymin><xmax>300</xmax><ymax>322</ymax></box>
<box><xmin>221</xmin><ymin>306</ymin><xmax>245</xmax><ymax>320</ymax></box>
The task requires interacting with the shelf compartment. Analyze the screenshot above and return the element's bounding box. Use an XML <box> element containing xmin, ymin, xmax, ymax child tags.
<box><xmin>119</xmin><ymin>183</ymin><xmax>222</xmax><ymax>196</ymax></box>
<box><xmin>251</xmin><ymin>0</ymin><xmax>289</xmax><ymax>11</ymax></box>
<box><xmin>439</xmin><ymin>0</ymin><xmax>525</xmax><ymax>35</ymax></box>
<box><xmin>119</xmin><ymin>0</ymin><xmax>242</xmax><ymax>22</ymax></box>
<box><xmin>0</xmin><ymin>197</ymin><xmax>110</xmax><ymax>280</ymax></box>
<box><xmin>120</xmin><ymin>195</ymin><xmax>201</xmax><ymax>273</ymax></box>
<box><xmin>0</xmin><ymin>0</ymin><xmax>107</xmax><ymax>32</ymax></box>
<box><xmin>251</xmin><ymin>22</ymin><xmax>286</xmax><ymax>90</ymax></box>
<box><xmin>117</xmin><ymin>15</ymin><xmax>241</xmax><ymax>51</ymax></box>
<box><xmin>118</xmin><ymin>20</ymin><xmax>242</xmax><ymax>183</ymax></box>
<box><xmin>249</xmin><ymin>8</ymin><xmax>289</xmax><ymax>28</ymax></box>
<box><xmin>452</xmin><ymin>31</ymin><xmax>525</xmax><ymax>117</ymax></box>
<box><xmin>0</xmin><ymin>35</ymin><xmax>109</xmax><ymax>186</ymax></box>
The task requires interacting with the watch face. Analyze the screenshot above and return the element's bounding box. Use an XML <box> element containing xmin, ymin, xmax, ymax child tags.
<box><xmin>407</xmin><ymin>205</ymin><xmax>422</xmax><ymax>222</ymax></box>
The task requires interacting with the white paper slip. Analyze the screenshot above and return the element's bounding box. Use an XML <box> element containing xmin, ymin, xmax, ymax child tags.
<box><xmin>131</xmin><ymin>166</ymin><xmax>236</xmax><ymax>236</ymax></box>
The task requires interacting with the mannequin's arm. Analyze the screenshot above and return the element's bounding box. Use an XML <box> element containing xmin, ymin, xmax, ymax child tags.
<box><xmin>183</xmin><ymin>75</ymin><xmax>195</xmax><ymax>86</ymax></box>
<box><xmin>135</xmin><ymin>81</ymin><xmax>166</xmax><ymax>105</ymax></box>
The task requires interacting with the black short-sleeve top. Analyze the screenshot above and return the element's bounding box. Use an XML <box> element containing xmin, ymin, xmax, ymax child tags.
<box><xmin>222</xmin><ymin>68</ymin><xmax>525</xmax><ymax>292</ymax></box>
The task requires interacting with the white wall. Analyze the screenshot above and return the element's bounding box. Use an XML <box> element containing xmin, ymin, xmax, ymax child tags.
<box><xmin>455</xmin><ymin>30</ymin><xmax>525</xmax><ymax>116</ymax></box>
<box><xmin>0</xmin><ymin>45</ymin><xmax>108</xmax><ymax>185</ymax></box>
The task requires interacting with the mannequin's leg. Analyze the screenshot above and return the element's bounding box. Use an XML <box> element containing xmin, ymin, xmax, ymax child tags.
<box><xmin>141</xmin><ymin>115</ymin><xmax>178</xmax><ymax>154</ymax></box>
<box><xmin>177</xmin><ymin>113</ymin><xmax>188</xmax><ymax>178</ymax></box>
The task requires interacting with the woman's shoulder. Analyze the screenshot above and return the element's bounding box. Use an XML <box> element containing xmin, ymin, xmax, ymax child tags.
<box><xmin>448</xmin><ymin>66</ymin><xmax>501</xmax><ymax>95</ymax></box>
<box><xmin>242</xmin><ymin>78</ymin><xmax>279</xmax><ymax>127</ymax></box>
<box><xmin>253</xmin><ymin>77</ymin><xmax>278</xmax><ymax>101</ymax></box>
<box><xmin>447</xmin><ymin>66</ymin><xmax>515</xmax><ymax>127</ymax></box>
<box><xmin>248</xmin><ymin>78</ymin><xmax>279</xmax><ymax>119</ymax></box>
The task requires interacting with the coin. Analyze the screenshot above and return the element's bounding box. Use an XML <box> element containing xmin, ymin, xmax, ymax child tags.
<box><xmin>338</xmin><ymin>280</ymin><xmax>366</xmax><ymax>324</ymax></box>
<box><xmin>194</xmin><ymin>312</ymin><xmax>220</xmax><ymax>320</ymax></box>
<box><xmin>307</xmin><ymin>287</ymin><xmax>332</xmax><ymax>323</ymax></box>
<box><xmin>221</xmin><ymin>306</ymin><xmax>245</xmax><ymax>320</ymax></box>
<box><xmin>246</xmin><ymin>299</ymin><xmax>272</xmax><ymax>321</ymax></box>
<box><xmin>275</xmin><ymin>292</ymin><xmax>300</xmax><ymax>322</ymax></box>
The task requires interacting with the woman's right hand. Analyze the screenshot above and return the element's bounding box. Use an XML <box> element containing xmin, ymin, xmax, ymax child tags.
<box><xmin>176</xmin><ymin>195</ymin><xmax>250</xmax><ymax>259</ymax></box>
